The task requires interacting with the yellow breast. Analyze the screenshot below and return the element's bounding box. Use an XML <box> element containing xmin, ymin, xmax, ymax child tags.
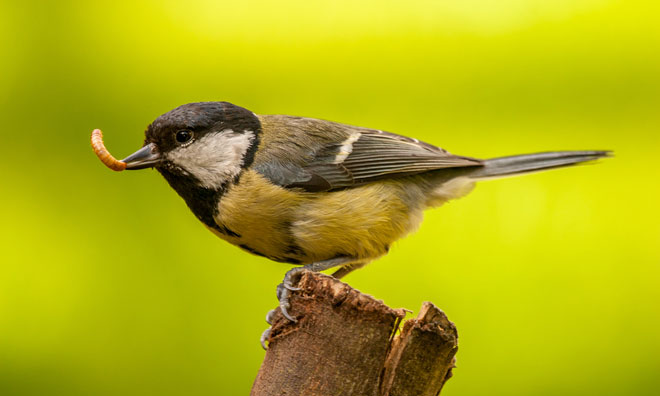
<box><xmin>213</xmin><ymin>170</ymin><xmax>427</xmax><ymax>265</ymax></box>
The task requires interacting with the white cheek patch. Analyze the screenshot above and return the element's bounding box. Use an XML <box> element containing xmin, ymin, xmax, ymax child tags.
<box><xmin>167</xmin><ymin>129</ymin><xmax>255</xmax><ymax>189</ymax></box>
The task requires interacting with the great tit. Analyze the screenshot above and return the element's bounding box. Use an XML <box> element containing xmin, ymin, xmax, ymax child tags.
<box><xmin>119</xmin><ymin>101</ymin><xmax>608</xmax><ymax>345</ymax></box>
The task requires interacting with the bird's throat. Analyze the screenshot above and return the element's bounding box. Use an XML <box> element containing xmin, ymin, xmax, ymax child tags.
<box><xmin>157</xmin><ymin>166</ymin><xmax>227</xmax><ymax>231</ymax></box>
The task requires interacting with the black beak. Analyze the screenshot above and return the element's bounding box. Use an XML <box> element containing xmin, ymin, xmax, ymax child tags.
<box><xmin>121</xmin><ymin>143</ymin><xmax>161</xmax><ymax>170</ymax></box>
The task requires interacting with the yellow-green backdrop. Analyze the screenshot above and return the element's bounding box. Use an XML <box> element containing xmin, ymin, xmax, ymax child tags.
<box><xmin>1</xmin><ymin>0</ymin><xmax>658</xmax><ymax>394</ymax></box>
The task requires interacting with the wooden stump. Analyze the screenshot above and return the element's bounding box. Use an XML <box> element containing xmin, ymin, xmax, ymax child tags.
<box><xmin>251</xmin><ymin>271</ymin><xmax>458</xmax><ymax>396</ymax></box>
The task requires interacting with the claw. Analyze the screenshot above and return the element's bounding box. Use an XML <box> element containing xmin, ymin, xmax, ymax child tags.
<box><xmin>274</xmin><ymin>267</ymin><xmax>306</xmax><ymax>323</ymax></box>
<box><xmin>280</xmin><ymin>307</ymin><xmax>296</xmax><ymax>322</ymax></box>
<box><xmin>260</xmin><ymin>328</ymin><xmax>271</xmax><ymax>350</ymax></box>
<box><xmin>265</xmin><ymin>308</ymin><xmax>277</xmax><ymax>325</ymax></box>
<box><xmin>260</xmin><ymin>258</ymin><xmax>356</xmax><ymax>348</ymax></box>
<box><xmin>279</xmin><ymin>287</ymin><xmax>297</xmax><ymax>322</ymax></box>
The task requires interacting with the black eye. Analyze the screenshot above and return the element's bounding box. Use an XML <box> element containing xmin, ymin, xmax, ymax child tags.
<box><xmin>175</xmin><ymin>130</ymin><xmax>193</xmax><ymax>144</ymax></box>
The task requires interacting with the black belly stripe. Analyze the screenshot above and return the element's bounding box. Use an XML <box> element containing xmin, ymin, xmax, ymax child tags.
<box><xmin>284</xmin><ymin>244</ymin><xmax>304</xmax><ymax>257</ymax></box>
<box><xmin>239</xmin><ymin>244</ymin><xmax>267</xmax><ymax>258</ymax></box>
<box><xmin>281</xmin><ymin>220</ymin><xmax>306</xmax><ymax>260</ymax></box>
<box><xmin>238</xmin><ymin>244</ymin><xmax>302</xmax><ymax>264</ymax></box>
<box><xmin>217</xmin><ymin>224</ymin><xmax>241</xmax><ymax>238</ymax></box>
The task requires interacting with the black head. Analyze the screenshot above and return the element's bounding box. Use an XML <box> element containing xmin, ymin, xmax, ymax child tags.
<box><xmin>144</xmin><ymin>102</ymin><xmax>260</xmax><ymax>156</ymax></box>
<box><xmin>120</xmin><ymin>102</ymin><xmax>262</xmax><ymax>227</ymax></box>
<box><xmin>122</xmin><ymin>101</ymin><xmax>261</xmax><ymax>186</ymax></box>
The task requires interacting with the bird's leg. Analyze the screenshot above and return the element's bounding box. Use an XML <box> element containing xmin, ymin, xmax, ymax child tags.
<box><xmin>278</xmin><ymin>256</ymin><xmax>356</xmax><ymax>321</ymax></box>
<box><xmin>260</xmin><ymin>256</ymin><xmax>357</xmax><ymax>349</ymax></box>
<box><xmin>330</xmin><ymin>260</ymin><xmax>369</xmax><ymax>280</ymax></box>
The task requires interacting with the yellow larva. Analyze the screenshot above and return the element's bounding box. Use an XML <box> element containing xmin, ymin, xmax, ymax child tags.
<box><xmin>91</xmin><ymin>129</ymin><xmax>126</xmax><ymax>171</ymax></box>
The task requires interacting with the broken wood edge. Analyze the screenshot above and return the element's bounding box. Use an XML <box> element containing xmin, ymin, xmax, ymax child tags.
<box><xmin>251</xmin><ymin>271</ymin><xmax>458</xmax><ymax>396</ymax></box>
<box><xmin>268</xmin><ymin>271</ymin><xmax>407</xmax><ymax>342</ymax></box>
<box><xmin>380</xmin><ymin>301</ymin><xmax>459</xmax><ymax>396</ymax></box>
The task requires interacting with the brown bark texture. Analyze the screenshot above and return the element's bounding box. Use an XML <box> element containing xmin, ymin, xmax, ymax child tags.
<box><xmin>251</xmin><ymin>271</ymin><xmax>458</xmax><ymax>396</ymax></box>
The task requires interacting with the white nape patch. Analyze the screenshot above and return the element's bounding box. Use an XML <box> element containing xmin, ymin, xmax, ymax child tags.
<box><xmin>167</xmin><ymin>129</ymin><xmax>255</xmax><ymax>189</ymax></box>
<box><xmin>333</xmin><ymin>132</ymin><xmax>361</xmax><ymax>164</ymax></box>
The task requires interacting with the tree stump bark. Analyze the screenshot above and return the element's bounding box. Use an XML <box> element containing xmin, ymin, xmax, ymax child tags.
<box><xmin>251</xmin><ymin>271</ymin><xmax>458</xmax><ymax>396</ymax></box>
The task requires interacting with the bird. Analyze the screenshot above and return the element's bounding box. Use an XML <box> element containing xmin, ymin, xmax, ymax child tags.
<box><xmin>116</xmin><ymin>101</ymin><xmax>609</xmax><ymax>346</ymax></box>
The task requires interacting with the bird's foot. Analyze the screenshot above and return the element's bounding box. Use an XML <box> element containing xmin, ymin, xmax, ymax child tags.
<box><xmin>260</xmin><ymin>257</ymin><xmax>355</xmax><ymax>349</ymax></box>
<box><xmin>277</xmin><ymin>267</ymin><xmax>306</xmax><ymax>322</ymax></box>
<box><xmin>259</xmin><ymin>268</ymin><xmax>305</xmax><ymax>349</ymax></box>
<box><xmin>260</xmin><ymin>308</ymin><xmax>278</xmax><ymax>350</ymax></box>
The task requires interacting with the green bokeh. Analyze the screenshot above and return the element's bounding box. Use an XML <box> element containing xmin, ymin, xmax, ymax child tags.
<box><xmin>1</xmin><ymin>0</ymin><xmax>658</xmax><ymax>394</ymax></box>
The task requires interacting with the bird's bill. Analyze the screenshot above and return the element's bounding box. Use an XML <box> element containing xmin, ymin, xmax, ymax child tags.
<box><xmin>121</xmin><ymin>143</ymin><xmax>161</xmax><ymax>170</ymax></box>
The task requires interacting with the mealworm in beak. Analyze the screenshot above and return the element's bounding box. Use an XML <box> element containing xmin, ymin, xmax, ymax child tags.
<box><xmin>91</xmin><ymin>129</ymin><xmax>127</xmax><ymax>171</ymax></box>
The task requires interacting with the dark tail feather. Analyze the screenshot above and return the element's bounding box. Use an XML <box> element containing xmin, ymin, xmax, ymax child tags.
<box><xmin>467</xmin><ymin>150</ymin><xmax>611</xmax><ymax>180</ymax></box>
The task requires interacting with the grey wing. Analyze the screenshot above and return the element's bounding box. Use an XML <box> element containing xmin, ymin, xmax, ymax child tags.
<box><xmin>255</xmin><ymin>125</ymin><xmax>484</xmax><ymax>192</ymax></box>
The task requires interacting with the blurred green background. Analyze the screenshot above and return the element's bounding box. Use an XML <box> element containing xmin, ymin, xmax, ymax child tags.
<box><xmin>1</xmin><ymin>0</ymin><xmax>658</xmax><ymax>394</ymax></box>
